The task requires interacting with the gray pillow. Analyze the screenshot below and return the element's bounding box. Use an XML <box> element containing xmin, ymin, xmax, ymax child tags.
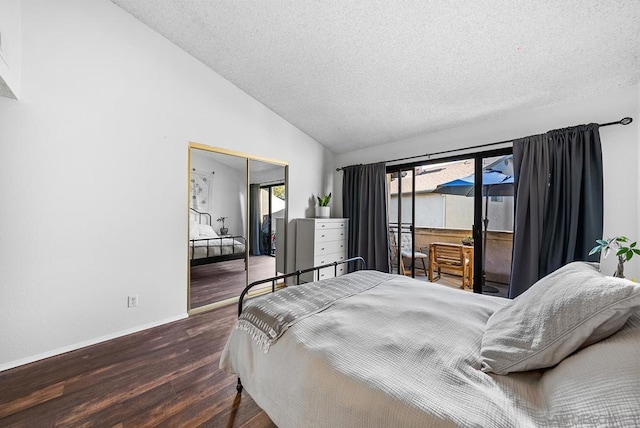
<box><xmin>480</xmin><ymin>262</ymin><xmax>640</xmax><ymax>375</ymax></box>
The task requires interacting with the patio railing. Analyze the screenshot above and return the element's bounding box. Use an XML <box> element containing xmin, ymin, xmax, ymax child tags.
<box><xmin>389</xmin><ymin>223</ymin><xmax>513</xmax><ymax>284</ymax></box>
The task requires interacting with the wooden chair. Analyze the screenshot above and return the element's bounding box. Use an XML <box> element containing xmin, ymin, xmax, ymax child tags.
<box><xmin>390</xmin><ymin>232</ymin><xmax>428</xmax><ymax>276</ymax></box>
<box><xmin>429</xmin><ymin>242</ymin><xmax>473</xmax><ymax>289</ymax></box>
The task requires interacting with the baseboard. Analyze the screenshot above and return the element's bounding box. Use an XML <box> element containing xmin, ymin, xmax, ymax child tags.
<box><xmin>0</xmin><ymin>313</ymin><xmax>189</xmax><ymax>373</ymax></box>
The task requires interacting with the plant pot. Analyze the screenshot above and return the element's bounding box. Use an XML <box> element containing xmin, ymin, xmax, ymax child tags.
<box><xmin>315</xmin><ymin>206</ymin><xmax>330</xmax><ymax>218</ymax></box>
<box><xmin>219</xmin><ymin>227</ymin><xmax>229</xmax><ymax>235</ymax></box>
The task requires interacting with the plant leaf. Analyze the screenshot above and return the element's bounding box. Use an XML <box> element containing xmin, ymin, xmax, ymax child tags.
<box><xmin>631</xmin><ymin>241</ymin><xmax>637</xmax><ymax>248</ymax></box>
<box><xmin>589</xmin><ymin>247</ymin><xmax>600</xmax><ymax>256</ymax></box>
<box><xmin>616</xmin><ymin>248</ymin><xmax>627</xmax><ymax>256</ymax></box>
<box><xmin>596</xmin><ymin>239</ymin><xmax>608</xmax><ymax>245</ymax></box>
<box><xmin>625</xmin><ymin>250</ymin><xmax>633</xmax><ymax>261</ymax></box>
<box><xmin>633</xmin><ymin>249</ymin><xmax>640</xmax><ymax>255</ymax></box>
<box><xmin>603</xmin><ymin>247</ymin><xmax>610</xmax><ymax>258</ymax></box>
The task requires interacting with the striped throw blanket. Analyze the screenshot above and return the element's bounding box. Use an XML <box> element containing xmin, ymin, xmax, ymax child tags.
<box><xmin>236</xmin><ymin>270</ymin><xmax>395</xmax><ymax>352</ymax></box>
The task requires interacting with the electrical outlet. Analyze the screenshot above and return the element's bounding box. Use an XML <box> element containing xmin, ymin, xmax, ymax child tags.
<box><xmin>128</xmin><ymin>295</ymin><xmax>138</xmax><ymax>308</ymax></box>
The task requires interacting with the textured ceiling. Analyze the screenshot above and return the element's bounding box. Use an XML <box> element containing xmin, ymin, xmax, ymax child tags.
<box><xmin>111</xmin><ymin>0</ymin><xmax>640</xmax><ymax>154</ymax></box>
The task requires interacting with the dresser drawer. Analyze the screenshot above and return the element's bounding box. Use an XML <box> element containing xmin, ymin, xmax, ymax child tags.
<box><xmin>314</xmin><ymin>239</ymin><xmax>346</xmax><ymax>255</ymax></box>
<box><xmin>315</xmin><ymin>220</ymin><xmax>347</xmax><ymax>230</ymax></box>
<box><xmin>314</xmin><ymin>251</ymin><xmax>346</xmax><ymax>266</ymax></box>
<box><xmin>317</xmin><ymin>264</ymin><xmax>347</xmax><ymax>281</ymax></box>
<box><xmin>315</xmin><ymin>227</ymin><xmax>346</xmax><ymax>242</ymax></box>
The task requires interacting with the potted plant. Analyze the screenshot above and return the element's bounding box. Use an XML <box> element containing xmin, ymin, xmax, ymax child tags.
<box><xmin>589</xmin><ymin>235</ymin><xmax>639</xmax><ymax>278</ymax></box>
<box><xmin>461</xmin><ymin>236</ymin><xmax>474</xmax><ymax>246</ymax></box>
<box><xmin>315</xmin><ymin>193</ymin><xmax>331</xmax><ymax>218</ymax></box>
<box><xmin>217</xmin><ymin>216</ymin><xmax>229</xmax><ymax>235</ymax></box>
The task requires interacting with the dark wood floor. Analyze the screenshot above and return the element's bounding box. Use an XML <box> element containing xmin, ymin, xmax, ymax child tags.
<box><xmin>191</xmin><ymin>256</ymin><xmax>277</xmax><ymax>308</ymax></box>
<box><xmin>0</xmin><ymin>304</ymin><xmax>275</xmax><ymax>427</ymax></box>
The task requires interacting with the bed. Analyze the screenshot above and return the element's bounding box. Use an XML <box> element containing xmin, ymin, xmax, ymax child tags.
<box><xmin>190</xmin><ymin>208</ymin><xmax>246</xmax><ymax>266</ymax></box>
<box><xmin>220</xmin><ymin>260</ymin><xmax>640</xmax><ymax>427</ymax></box>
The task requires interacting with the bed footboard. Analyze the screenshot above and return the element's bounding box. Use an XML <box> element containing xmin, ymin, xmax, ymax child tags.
<box><xmin>234</xmin><ymin>256</ymin><xmax>365</xmax><ymax>394</ymax></box>
<box><xmin>237</xmin><ymin>256</ymin><xmax>366</xmax><ymax>317</ymax></box>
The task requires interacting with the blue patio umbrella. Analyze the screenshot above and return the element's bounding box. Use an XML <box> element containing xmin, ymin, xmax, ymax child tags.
<box><xmin>431</xmin><ymin>170</ymin><xmax>514</xmax><ymax>197</ymax></box>
<box><xmin>431</xmin><ymin>168</ymin><xmax>514</xmax><ymax>290</ymax></box>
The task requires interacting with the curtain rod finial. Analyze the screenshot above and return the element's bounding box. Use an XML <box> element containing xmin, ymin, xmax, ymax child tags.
<box><xmin>621</xmin><ymin>117</ymin><xmax>633</xmax><ymax>125</ymax></box>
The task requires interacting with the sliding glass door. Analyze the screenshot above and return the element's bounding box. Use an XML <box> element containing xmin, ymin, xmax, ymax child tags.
<box><xmin>387</xmin><ymin>148</ymin><xmax>513</xmax><ymax>295</ymax></box>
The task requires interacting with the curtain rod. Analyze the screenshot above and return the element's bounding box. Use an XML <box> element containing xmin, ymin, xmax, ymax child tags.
<box><xmin>336</xmin><ymin>116</ymin><xmax>633</xmax><ymax>171</ymax></box>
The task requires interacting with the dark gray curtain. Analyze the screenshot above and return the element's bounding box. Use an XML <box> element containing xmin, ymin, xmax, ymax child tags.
<box><xmin>509</xmin><ymin>124</ymin><xmax>603</xmax><ymax>298</ymax></box>
<box><xmin>249</xmin><ymin>184</ymin><xmax>262</xmax><ymax>256</ymax></box>
<box><xmin>342</xmin><ymin>162</ymin><xmax>391</xmax><ymax>272</ymax></box>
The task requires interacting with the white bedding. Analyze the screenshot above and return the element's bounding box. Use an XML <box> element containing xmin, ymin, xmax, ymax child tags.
<box><xmin>220</xmin><ymin>271</ymin><xmax>640</xmax><ymax>427</ymax></box>
<box><xmin>189</xmin><ymin>237</ymin><xmax>245</xmax><ymax>259</ymax></box>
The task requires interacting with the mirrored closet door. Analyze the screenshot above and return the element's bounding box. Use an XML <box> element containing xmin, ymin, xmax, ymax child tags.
<box><xmin>188</xmin><ymin>143</ymin><xmax>288</xmax><ymax>314</ymax></box>
<box><xmin>248</xmin><ymin>159</ymin><xmax>287</xmax><ymax>287</ymax></box>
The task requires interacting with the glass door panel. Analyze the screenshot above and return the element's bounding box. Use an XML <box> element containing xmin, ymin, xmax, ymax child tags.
<box><xmin>387</xmin><ymin>170</ymin><xmax>401</xmax><ymax>274</ymax></box>
<box><xmin>388</xmin><ymin>168</ymin><xmax>420</xmax><ymax>277</ymax></box>
<box><xmin>476</xmin><ymin>155</ymin><xmax>514</xmax><ymax>297</ymax></box>
<box><xmin>429</xmin><ymin>159</ymin><xmax>475</xmax><ymax>289</ymax></box>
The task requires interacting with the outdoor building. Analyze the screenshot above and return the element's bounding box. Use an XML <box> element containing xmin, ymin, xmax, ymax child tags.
<box><xmin>388</xmin><ymin>158</ymin><xmax>513</xmax><ymax>231</ymax></box>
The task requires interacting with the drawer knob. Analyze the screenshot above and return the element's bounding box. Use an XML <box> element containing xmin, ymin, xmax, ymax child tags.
<box><xmin>321</xmin><ymin>247</ymin><xmax>325</xmax><ymax>251</ymax></box>
<box><xmin>321</xmin><ymin>234</ymin><xmax>325</xmax><ymax>237</ymax></box>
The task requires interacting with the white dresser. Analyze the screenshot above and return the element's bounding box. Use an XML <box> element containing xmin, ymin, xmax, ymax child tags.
<box><xmin>295</xmin><ymin>218</ymin><xmax>348</xmax><ymax>282</ymax></box>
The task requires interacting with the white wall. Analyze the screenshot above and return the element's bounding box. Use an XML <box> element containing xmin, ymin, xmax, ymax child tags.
<box><xmin>389</xmin><ymin>193</ymin><xmax>446</xmax><ymax>227</ymax></box>
<box><xmin>336</xmin><ymin>84</ymin><xmax>640</xmax><ymax>280</ymax></box>
<box><xmin>0</xmin><ymin>0</ymin><xmax>334</xmax><ymax>370</ymax></box>
<box><xmin>0</xmin><ymin>0</ymin><xmax>21</xmax><ymax>98</ymax></box>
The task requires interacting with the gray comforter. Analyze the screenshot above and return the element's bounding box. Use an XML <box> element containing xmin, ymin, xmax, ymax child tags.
<box><xmin>221</xmin><ymin>271</ymin><xmax>640</xmax><ymax>427</ymax></box>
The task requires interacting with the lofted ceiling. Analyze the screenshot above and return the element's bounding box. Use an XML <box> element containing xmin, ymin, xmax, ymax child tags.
<box><xmin>111</xmin><ymin>0</ymin><xmax>640</xmax><ymax>154</ymax></box>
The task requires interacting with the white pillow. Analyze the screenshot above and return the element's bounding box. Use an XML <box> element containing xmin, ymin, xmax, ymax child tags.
<box><xmin>480</xmin><ymin>262</ymin><xmax>640</xmax><ymax>375</ymax></box>
<box><xmin>189</xmin><ymin>219</ymin><xmax>200</xmax><ymax>240</ymax></box>
<box><xmin>198</xmin><ymin>224</ymin><xmax>219</xmax><ymax>238</ymax></box>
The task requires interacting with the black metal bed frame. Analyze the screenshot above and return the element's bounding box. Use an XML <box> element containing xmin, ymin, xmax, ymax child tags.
<box><xmin>190</xmin><ymin>208</ymin><xmax>247</xmax><ymax>267</ymax></box>
<box><xmin>237</xmin><ymin>256</ymin><xmax>366</xmax><ymax>316</ymax></box>
<box><xmin>189</xmin><ymin>236</ymin><xmax>247</xmax><ymax>266</ymax></box>
<box><xmin>234</xmin><ymin>256</ymin><xmax>366</xmax><ymax>393</ymax></box>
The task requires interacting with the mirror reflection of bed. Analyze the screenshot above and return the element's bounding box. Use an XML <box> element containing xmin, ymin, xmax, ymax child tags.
<box><xmin>188</xmin><ymin>144</ymin><xmax>288</xmax><ymax>312</ymax></box>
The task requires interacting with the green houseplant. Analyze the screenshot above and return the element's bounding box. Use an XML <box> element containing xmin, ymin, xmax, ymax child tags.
<box><xmin>589</xmin><ymin>236</ymin><xmax>639</xmax><ymax>278</ymax></box>
<box><xmin>315</xmin><ymin>193</ymin><xmax>331</xmax><ymax>218</ymax></box>
<box><xmin>217</xmin><ymin>216</ymin><xmax>229</xmax><ymax>235</ymax></box>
